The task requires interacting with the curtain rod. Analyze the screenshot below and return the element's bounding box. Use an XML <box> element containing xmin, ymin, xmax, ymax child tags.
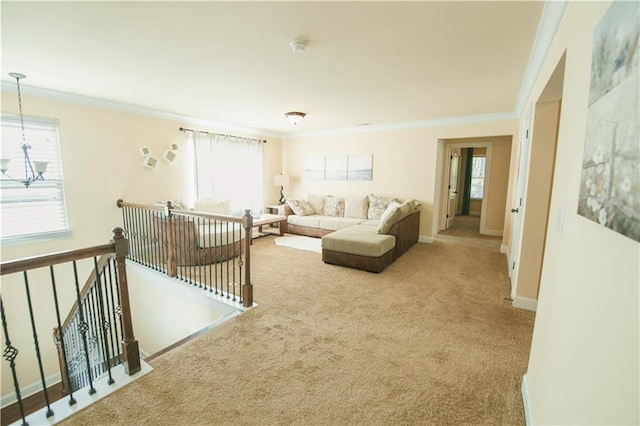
<box><xmin>179</xmin><ymin>127</ymin><xmax>266</xmax><ymax>143</ymax></box>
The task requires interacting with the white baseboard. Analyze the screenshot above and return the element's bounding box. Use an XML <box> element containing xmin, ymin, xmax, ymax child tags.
<box><xmin>479</xmin><ymin>228</ymin><xmax>503</xmax><ymax>237</ymax></box>
<box><xmin>418</xmin><ymin>236</ymin><xmax>434</xmax><ymax>243</ymax></box>
<box><xmin>513</xmin><ymin>296</ymin><xmax>538</xmax><ymax>311</ymax></box>
<box><xmin>500</xmin><ymin>244</ymin><xmax>508</xmax><ymax>254</ymax></box>
<box><xmin>522</xmin><ymin>374</ymin><xmax>533</xmax><ymax>426</ymax></box>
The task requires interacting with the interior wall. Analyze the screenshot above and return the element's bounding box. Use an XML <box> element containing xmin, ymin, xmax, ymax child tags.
<box><xmin>521</xmin><ymin>1</ymin><xmax>639</xmax><ymax>423</ymax></box>
<box><xmin>281</xmin><ymin>121</ymin><xmax>518</xmax><ymax>240</ymax></box>
<box><xmin>0</xmin><ymin>92</ymin><xmax>282</xmax><ymax>398</ymax></box>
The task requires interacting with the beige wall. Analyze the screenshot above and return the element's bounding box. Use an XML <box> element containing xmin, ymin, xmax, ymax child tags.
<box><xmin>520</xmin><ymin>1</ymin><xmax>639</xmax><ymax>423</ymax></box>
<box><xmin>283</xmin><ymin>121</ymin><xmax>518</xmax><ymax>240</ymax></box>
<box><xmin>515</xmin><ymin>101</ymin><xmax>560</xmax><ymax>299</ymax></box>
<box><xmin>0</xmin><ymin>93</ymin><xmax>282</xmax><ymax>397</ymax></box>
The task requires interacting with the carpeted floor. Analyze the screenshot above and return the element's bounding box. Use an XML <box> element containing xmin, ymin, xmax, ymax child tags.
<box><xmin>61</xmin><ymin>235</ymin><xmax>535</xmax><ymax>425</ymax></box>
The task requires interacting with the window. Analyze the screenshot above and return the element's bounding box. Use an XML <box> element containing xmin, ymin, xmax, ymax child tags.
<box><xmin>192</xmin><ymin>132</ymin><xmax>264</xmax><ymax>215</ymax></box>
<box><xmin>1</xmin><ymin>115</ymin><xmax>69</xmax><ymax>240</ymax></box>
<box><xmin>470</xmin><ymin>156</ymin><xmax>486</xmax><ymax>199</ymax></box>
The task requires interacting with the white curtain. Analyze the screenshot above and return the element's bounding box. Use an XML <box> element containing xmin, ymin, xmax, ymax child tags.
<box><xmin>192</xmin><ymin>132</ymin><xmax>264</xmax><ymax>216</ymax></box>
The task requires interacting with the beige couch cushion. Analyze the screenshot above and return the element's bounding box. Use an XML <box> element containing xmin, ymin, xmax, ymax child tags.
<box><xmin>287</xmin><ymin>214</ymin><xmax>323</xmax><ymax>228</ymax></box>
<box><xmin>194</xmin><ymin>199</ymin><xmax>230</xmax><ymax>215</ymax></box>
<box><xmin>307</xmin><ymin>194</ymin><xmax>325</xmax><ymax>214</ymax></box>
<box><xmin>344</xmin><ymin>196</ymin><xmax>369</xmax><ymax>219</ymax></box>
<box><xmin>319</xmin><ymin>217</ymin><xmax>367</xmax><ymax>231</ymax></box>
<box><xmin>322</xmin><ymin>225</ymin><xmax>395</xmax><ymax>257</ymax></box>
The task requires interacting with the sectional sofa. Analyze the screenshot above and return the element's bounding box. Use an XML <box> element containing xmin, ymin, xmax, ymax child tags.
<box><xmin>284</xmin><ymin>194</ymin><xmax>420</xmax><ymax>272</ymax></box>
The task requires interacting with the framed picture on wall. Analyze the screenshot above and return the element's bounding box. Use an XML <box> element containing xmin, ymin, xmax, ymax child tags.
<box><xmin>325</xmin><ymin>155</ymin><xmax>348</xmax><ymax>180</ymax></box>
<box><xmin>348</xmin><ymin>154</ymin><xmax>373</xmax><ymax>181</ymax></box>
<box><xmin>305</xmin><ymin>156</ymin><xmax>325</xmax><ymax>180</ymax></box>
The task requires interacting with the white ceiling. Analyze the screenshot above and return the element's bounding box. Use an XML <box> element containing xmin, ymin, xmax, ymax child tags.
<box><xmin>1</xmin><ymin>1</ymin><xmax>543</xmax><ymax>136</ymax></box>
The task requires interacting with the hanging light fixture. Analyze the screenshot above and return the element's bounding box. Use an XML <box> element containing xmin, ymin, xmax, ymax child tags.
<box><xmin>285</xmin><ymin>111</ymin><xmax>306</xmax><ymax>125</ymax></box>
<box><xmin>1</xmin><ymin>73</ymin><xmax>48</xmax><ymax>188</ymax></box>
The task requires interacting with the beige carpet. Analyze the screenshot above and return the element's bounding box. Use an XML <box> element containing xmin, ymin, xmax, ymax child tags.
<box><xmin>61</xmin><ymin>235</ymin><xmax>535</xmax><ymax>425</ymax></box>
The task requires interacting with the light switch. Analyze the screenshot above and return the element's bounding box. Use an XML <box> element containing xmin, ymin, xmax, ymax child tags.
<box><xmin>555</xmin><ymin>206</ymin><xmax>564</xmax><ymax>233</ymax></box>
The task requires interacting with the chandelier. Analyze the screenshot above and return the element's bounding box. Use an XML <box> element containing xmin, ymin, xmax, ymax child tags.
<box><xmin>1</xmin><ymin>73</ymin><xmax>48</xmax><ymax>187</ymax></box>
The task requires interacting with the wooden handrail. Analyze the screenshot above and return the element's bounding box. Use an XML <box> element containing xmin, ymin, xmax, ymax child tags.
<box><xmin>0</xmin><ymin>244</ymin><xmax>114</xmax><ymax>276</ymax></box>
<box><xmin>117</xmin><ymin>199</ymin><xmax>254</xmax><ymax>308</ymax></box>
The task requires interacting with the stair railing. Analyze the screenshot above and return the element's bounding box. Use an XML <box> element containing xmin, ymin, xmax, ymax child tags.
<box><xmin>117</xmin><ymin>200</ymin><xmax>253</xmax><ymax>308</ymax></box>
<box><xmin>0</xmin><ymin>228</ymin><xmax>139</xmax><ymax>426</ymax></box>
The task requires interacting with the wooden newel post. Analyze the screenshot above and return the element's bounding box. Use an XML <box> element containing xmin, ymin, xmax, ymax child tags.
<box><xmin>165</xmin><ymin>201</ymin><xmax>177</xmax><ymax>277</ymax></box>
<box><xmin>242</xmin><ymin>209</ymin><xmax>253</xmax><ymax>308</ymax></box>
<box><xmin>112</xmin><ymin>227</ymin><xmax>141</xmax><ymax>375</ymax></box>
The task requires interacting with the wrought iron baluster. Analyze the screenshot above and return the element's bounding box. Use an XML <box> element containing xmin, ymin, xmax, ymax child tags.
<box><xmin>196</xmin><ymin>217</ymin><xmax>203</xmax><ymax>288</ymax></box>
<box><xmin>94</xmin><ymin>257</ymin><xmax>114</xmax><ymax>385</ymax></box>
<box><xmin>23</xmin><ymin>271</ymin><xmax>54</xmax><ymax>418</ymax></box>
<box><xmin>50</xmin><ymin>265</ymin><xmax>77</xmax><ymax>406</ymax></box>
<box><xmin>231</xmin><ymin>223</ymin><xmax>237</xmax><ymax>302</ymax></box>
<box><xmin>72</xmin><ymin>261</ymin><xmax>96</xmax><ymax>395</ymax></box>
<box><xmin>106</xmin><ymin>260</ymin><xmax>122</xmax><ymax>363</ymax></box>
<box><xmin>214</xmin><ymin>219</ymin><xmax>220</xmax><ymax>295</ymax></box>
<box><xmin>228</xmin><ymin>222</ymin><xmax>231</xmax><ymax>299</ymax></box>
<box><xmin>1</xmin><ymin>297</ymin><xmax>28</xmax><ymax>426</ymax></box>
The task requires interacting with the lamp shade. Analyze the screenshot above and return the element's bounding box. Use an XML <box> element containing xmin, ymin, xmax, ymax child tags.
<box><xmin>273</xmin><ymin>174</ymin><xmax>289</xmax><ymax>186</ymax></box>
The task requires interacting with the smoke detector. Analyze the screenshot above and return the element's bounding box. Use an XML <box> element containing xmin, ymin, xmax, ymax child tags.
<box><xmin>290</xmin><ymin>40</ymin><xmax>307</xmax><ymax>53</ymax></box>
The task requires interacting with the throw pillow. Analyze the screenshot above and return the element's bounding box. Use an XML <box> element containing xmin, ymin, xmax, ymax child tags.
<box><xmin>368</xmin><ymin>194</ymin><xmax>398</xmax><ymax>220</ymax></box>
<box><xmin>323</xmin><ymin>196</ymin><xmax>345</xmax><ymax>217</ymax></box>
<box><xmin>344</xmin><ymin>196</ymin><xmax>369</xmax><ymax>219</ymax></box>
<box><xmin>307</xmin><ymin>194</ymin><xmax>325</xmax><ymax>215</ymax></box>
<box><xmin>377</xmin><ymin>201</ymin><xmax>402</xmax><ymax>234</ymax></box>
<box><xmin>287</xmin><ymin>199</ymin><xmax>316</xmax><ymax>216</ymax></box>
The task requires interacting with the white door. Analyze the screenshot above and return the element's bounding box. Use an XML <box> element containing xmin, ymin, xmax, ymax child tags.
<box><xmin>446</xmin><ymin>149</ymin><xmax>460</xmax><ymax>229</ymax></box>
<box><xmin>509</xmin><ymin>110</ymin><xmax>531</xmax><ymax>298</ymax></box>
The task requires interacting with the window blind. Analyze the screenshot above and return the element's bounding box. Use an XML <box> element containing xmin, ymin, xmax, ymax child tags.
<box><xmin>1</xmin><ymin>115</ymin><xmax>69</xmax><ymax>240</ymax></box>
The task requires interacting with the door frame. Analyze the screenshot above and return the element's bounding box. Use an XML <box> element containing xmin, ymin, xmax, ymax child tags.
<box><xmin>509</xmin><ymin>104</ymin><xmax>532</xmax><ymax>298</ymax></box>
<box><xmin>434</xmin><ymin>140</ymin><xmax>493</xmax><ymax>235</ymax></box>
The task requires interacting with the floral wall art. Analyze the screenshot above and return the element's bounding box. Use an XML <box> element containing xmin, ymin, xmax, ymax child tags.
<box><xmin>577</xmin><ymin>0</ymin><xmax>639</xmax><ymax>242</ymax></box>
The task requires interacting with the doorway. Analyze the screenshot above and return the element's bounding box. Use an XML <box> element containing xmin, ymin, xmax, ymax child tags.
<box><xmin>435</xmin><ymin>136</ymin><xmax>513</xmax><ymax>240</ymax></box>
<box><xmin>510</xmin><ymin>53</ymin><xmax>566</xmax><ymax>310</ymax></box>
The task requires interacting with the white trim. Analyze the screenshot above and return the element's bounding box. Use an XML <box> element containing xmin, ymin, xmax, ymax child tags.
<box><xmin>0</xmin><ymin>0</ymin><xmax>568</xmax><ymax>142</ymax></box>
<box><xmin>522</xmin><ymin>374</ymin><xmax>533</xmax><ymax>426</ymax></box>
<box><xmin>418</xmin><ymin>236</ymin><xmax>434</xmax><ymax>244</ymax></box>
<box><xmin>512</xmin><ymin>296</ymin><xmax>538</xmax><ymax>312</ymax></box>
<box><xmin>500</xmin><ymin>244</ymin><xmax>508</xmax><ymax>254</ymax></box>
<box><xmin>514</xmin><ymin>1</ymin><xmax>568</xmax><ymax>117</ymax></box>
<box><xmin>284</xmin><ymin>112</ymin><xmax>517</xmax><ymax>139</ymax></box>
<box><xmin>0</xmin><ymin>81</ymin><xmax>280</xmax><ymax>139</ymax></box>
<box><xmin>480</xmin><ymin>229</ymin><xmax>503</xmax><ymax>237</ymax></box>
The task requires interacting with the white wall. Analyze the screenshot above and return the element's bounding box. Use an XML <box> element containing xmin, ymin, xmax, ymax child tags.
<box><xmin>522</xmin><ymin>1</ymin><xmax>639</xmax><ymax>423</ymax></box>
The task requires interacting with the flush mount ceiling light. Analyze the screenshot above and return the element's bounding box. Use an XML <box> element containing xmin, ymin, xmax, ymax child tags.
<box><xmin>290</xmin><ymin>39</ymin><xmax>307</xmax><ymax>53</ymax></box>
<box><xmin>285</xmin><ymin>111</ymin><xmax>306</xmax><ymax>125</ymax></box>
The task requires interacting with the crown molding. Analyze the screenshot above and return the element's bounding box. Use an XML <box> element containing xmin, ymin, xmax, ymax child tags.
<box><xmin>0</xmin><ymin>81</ymin><xmax>281</xmax><ymax>139</ymax></box>
<box><xmin>514</xmin><ymin>0</ymin><xmax>568</xmax><ymax>117</ymax></box>
<box><xmin>283</xmin><ymin>111</ymin><xmax>519</xmax><ymax>139</ymax></box>
<box><xmin>2</xmin><ymin>0</ymin><xmax>565</xmax><ymax>144</ymax></box>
